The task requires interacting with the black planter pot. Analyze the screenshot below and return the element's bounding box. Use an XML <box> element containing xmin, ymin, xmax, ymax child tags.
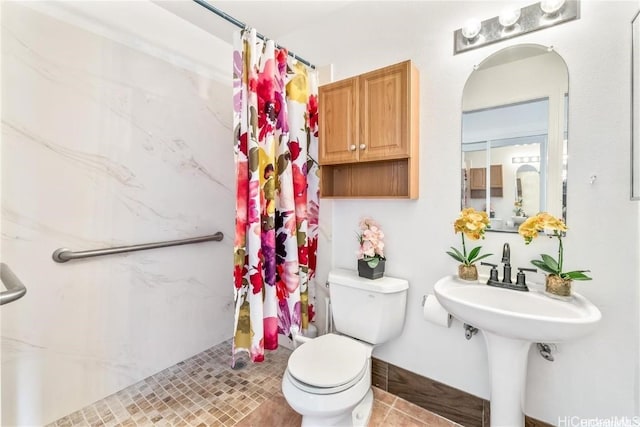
<box><xmin>357</xmin><ymin>258</ymin><xmax>385</xmax><ymax>280</ymax></box>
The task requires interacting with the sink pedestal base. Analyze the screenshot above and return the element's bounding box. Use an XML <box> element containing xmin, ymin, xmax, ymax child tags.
<box><xmin>434</xmin><ymin>275</ymin><xmax>602</xmax><ymax>426</ymax></box>
<box><xmin>483</xmin><ymin>331</ymin><xmax>531</xmax><ymax>427</ymax></box>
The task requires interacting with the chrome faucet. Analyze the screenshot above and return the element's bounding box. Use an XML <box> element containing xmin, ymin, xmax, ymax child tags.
<box><xmin>481</xmin><ymin>243</ymin><xmax>533</xmax><ymax>292</ymax></box>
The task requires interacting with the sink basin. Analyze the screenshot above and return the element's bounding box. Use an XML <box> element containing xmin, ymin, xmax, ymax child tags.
<box><xmin>434</xmin><ymin>275</ymin><xmax>601</xmax><ymax>343</ymax></box>
<box><xmin>512</xmin><ymin>215</ymin><xmax>527</xmax><ymax>225</ymax></box>
<box><xmin>434</xmin><ymin>275</ymin><xmax>601</xmax><ymax>427</ymax></box>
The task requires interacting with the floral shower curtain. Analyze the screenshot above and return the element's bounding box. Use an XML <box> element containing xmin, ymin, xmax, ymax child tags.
<box><xmin>232</xmin><ymin>29</ymin><xmax>320</xmax><ymax>364</ymax></box>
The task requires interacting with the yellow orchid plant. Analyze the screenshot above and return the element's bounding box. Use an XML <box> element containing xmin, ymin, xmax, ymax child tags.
<box><xmin>446</xmin><ymin>208</ymin><xmax>492</xmax><ymax>266</ymax></box>
<box><xmin>518</xmin><ymin>212</ymin><xmax>592</xmax><ymax>281</ymax></box>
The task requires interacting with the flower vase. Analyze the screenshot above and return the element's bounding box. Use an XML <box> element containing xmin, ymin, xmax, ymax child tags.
<box><xmin>358</xmin><ymin>259</ymin><xmax>385</xmax><ymax>280</ymax></box>
<box><xmin>458</xmin><ymin>264</ymin><xmax>478</xmax><ymax>281</ymax></box>
<box><xmin>545</xmin><ymin>275</ymin><xmax>572</xmax><ymax>299</ymax></box>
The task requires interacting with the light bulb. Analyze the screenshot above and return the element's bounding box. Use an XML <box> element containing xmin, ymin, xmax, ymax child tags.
<box><xmin>461</xmin><ymin>18</ymin><xmax>481</xmax><ymax>40</ymax></box>
<box><xmin>540</xmin><ymin>0</ymin><xmax>566</xmax><ymax>15</ymax></box>
<box><xmin>499</xmin><ymin>7</ymin><xmax>521</xmax><ymax>28</ymax></box>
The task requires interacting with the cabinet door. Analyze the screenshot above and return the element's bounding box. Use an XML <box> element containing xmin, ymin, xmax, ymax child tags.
<box><xmin>469</xmin><ymin>165</ymin><xmax>503</xmax><ymax>198</ymax></box>
<box><xmin>319</xmin><ymin>78</ymin><xmax>358</xmax><ymax>164</ymax></box>
<box><xmin>358</xmin><ymin>62</ymin><xmax>411</xmax><ymax>161</ymax></box>
<box><xmin>490</xmin><ymin>164</ymin><xmax>503</xmax><ymax>188</ymax></box>
<box><xmin>469</xmin><ymin>168</ymin><xmax>486</xmax><ymax>190</ymax></box>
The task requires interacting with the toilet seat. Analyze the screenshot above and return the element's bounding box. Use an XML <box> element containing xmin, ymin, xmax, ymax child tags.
<box><xmin>287</xmin><ymin>334</ymin><xmax>369</xmax><ymax>395</ymax></box>
<box><xmin>285</xmin><ymin>364</ymin><xmax>368</xmax><ymax>395</ymax></box>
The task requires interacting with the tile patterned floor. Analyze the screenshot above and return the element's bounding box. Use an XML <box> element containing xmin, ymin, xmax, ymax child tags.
<box><xmin>49</xmin><ymin>339</ymin><xmax>460</xmax><ymax>427</ymax></box>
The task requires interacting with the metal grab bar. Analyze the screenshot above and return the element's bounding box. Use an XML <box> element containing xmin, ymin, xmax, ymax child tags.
<box><xmin>1</xmin><ymin>263</ymin><xmax>27</xmax><ymax>305</ymax></box>
<box><xmin>52</xmin><ymin>232</ymin><xmax>224</xmax><ymax>263</ymax></box>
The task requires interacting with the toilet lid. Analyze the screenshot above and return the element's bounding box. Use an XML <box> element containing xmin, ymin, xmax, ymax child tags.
<box><xmin>288</xmin><ymin>334</ymin><xmax>368</xmax><ymax>388</ymax></box>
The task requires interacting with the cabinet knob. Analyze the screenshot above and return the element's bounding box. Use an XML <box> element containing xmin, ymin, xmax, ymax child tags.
<box><xmin>359</xmin><ymin>144</ymin><xmax>366</xmax><ymax>150</ymax></box>
<box><xmin>349</xmin><ymin>144</ymin><xmax>356</xmax><ymax>151</ymax></box>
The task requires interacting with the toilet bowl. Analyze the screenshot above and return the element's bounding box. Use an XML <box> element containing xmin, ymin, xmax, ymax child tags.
<box><xmin>281</xmin><ymin>334</ymin><xmax>374</xmax><ymax>426</ymax></box>
<box><xmin>281</xmin><ymin>269</ymin><xmax>409</xmax><ymax>426</ymax></box>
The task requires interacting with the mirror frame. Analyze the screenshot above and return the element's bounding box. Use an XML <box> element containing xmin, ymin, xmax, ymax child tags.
<box><xmin>460</xmin><ymin>44</ymin><xmax>569</xmax><ymax>232</ymax></box>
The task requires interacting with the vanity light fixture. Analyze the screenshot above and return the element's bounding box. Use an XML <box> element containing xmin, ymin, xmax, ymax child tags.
<box><xmin>540</xmin><ymin>0</ymin><xmax>566</xmax><ymax>15</ymax></box>
<box><xmin>454</xmin><ymin>0</ymin><xmax>579</xmax><ymax>54</ymax></box>
<box><xmin>512</xmin><ymin>156</ymin><xmax>541</xmax><ymax>164</ymax></box>
<box><xmin>462</xmin><ymin>18</ymin><xmax>482</xmax><ymax>40</ymax></box>
<box><xmin>498</xmin><ymin>6</ymin><xmax>521</xmax><ymax>28</ymax></box>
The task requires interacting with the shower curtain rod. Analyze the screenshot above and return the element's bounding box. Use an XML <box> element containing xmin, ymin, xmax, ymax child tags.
<box><xmin>192</xmin><ymin>0</ymin><xmax>316</xmax><ymax>69</ymax></box>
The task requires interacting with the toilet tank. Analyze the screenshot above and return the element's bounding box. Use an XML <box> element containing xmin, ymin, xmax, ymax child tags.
<box><xmin>328</xmin><ymin>268</ymin><xmax>409</xmax><ymax>344</ymax></box>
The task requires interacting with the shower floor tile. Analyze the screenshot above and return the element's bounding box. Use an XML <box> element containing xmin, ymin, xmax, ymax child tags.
<box><xmin>49</xmin><ymin>339</ymin><xmax>460</xmax><ymax>426</ymax></box>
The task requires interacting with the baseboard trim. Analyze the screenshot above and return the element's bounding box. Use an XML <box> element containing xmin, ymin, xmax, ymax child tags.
<box><xmin>372</xmin><ymin>357</ymin><xmax>553</xmax><ymax>427</ymax></box>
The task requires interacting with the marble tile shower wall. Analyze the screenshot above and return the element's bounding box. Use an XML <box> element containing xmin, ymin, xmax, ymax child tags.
<box><xmin>1</xmin><ymin>3</ymin><xmax>235</xmax><ymax>425</ymax></box>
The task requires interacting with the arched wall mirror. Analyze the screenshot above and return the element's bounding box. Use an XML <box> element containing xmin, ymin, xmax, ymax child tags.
<box><xmin>461</xmin><ymin>44</ymin><xmax>569</xmax><ymax>233</ymax></box>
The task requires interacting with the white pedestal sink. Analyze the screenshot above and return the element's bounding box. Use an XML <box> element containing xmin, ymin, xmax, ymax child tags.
<box><xmin>434</xmin><ymin>275</ymin><xmax>601</xmax><ymax>427</ymax></box>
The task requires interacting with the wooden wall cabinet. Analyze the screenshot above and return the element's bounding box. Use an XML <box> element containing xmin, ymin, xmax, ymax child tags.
<box><xmin>319</xmin><ymin>60</ymin><xmax>419</xmax><ymax>198</ymax></box>
<box><xmin>469</xmin><ymin>164</ymin><xmax>503</xmax><ymax>198</ymax></box>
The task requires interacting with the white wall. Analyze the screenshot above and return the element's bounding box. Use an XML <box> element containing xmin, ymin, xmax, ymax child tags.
<box><xmin>1</xmin><ymin>3</ymin><xmax>235</xmax><ymax>425</ymax></box>
<box><xmin>3</xmin><ymin>1</ymin><xmax>638</xmax><ymax>425</ymax></box>
<box><xmin>279</xmin><ymin>0</ymin><xmax>640</xmax><ymax>423</ymax></box>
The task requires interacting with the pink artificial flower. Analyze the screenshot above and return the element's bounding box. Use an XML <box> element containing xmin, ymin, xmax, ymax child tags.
<box><xmin>357</xmin><ymin>217</ymin><xmax>386</xmax><ymax>260</ymax></box>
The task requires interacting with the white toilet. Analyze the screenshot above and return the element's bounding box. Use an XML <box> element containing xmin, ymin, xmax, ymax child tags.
<box><xmin>282</xmin><ymin>268</ymin><xmax>409</xmax><ymax>426</ymax></box>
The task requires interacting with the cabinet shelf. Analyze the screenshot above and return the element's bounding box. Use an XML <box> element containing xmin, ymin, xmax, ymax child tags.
<box><xmin>321</xmin><ymin>158</ymin><xmax>413</xmax><ymax>198</ymax></box>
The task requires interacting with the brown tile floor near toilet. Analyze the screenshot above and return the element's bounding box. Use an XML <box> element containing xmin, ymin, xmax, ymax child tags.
<box><xmin>49</xmin><ymin>339</ymin><xmax>461</xmax><ymax>427</ymax></box>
